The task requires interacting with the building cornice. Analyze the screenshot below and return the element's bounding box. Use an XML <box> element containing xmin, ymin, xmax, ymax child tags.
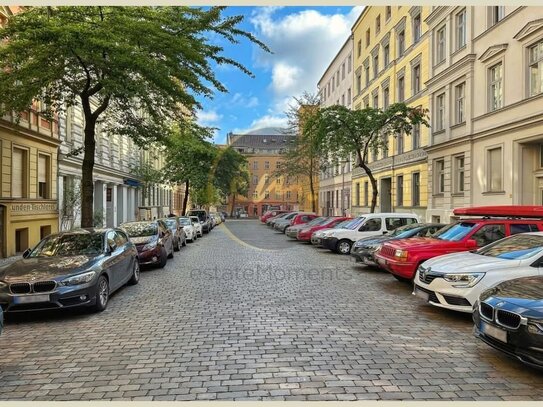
<box><xmin>0</xmin><ymin>119</ymin><xmax>60</xmax><ymax>148</ymax></box>
<box><xmin>425</xmin><ymin>54</ymin><xmax>476</xmax><ymax>89</ymax></box>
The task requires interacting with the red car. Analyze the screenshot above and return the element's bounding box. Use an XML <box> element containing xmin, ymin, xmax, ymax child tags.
<box><xmin>261</xmin><ymin>210</ymin><xmax>288</xmax><ymax>223</ymax></box>
<box><xmin>374</xmin><ymin>206</ymin><xmax>543</xmax><ymax>281</ymax></box>
<box><xmin>297</xmin><ymin>217</ymin><xmax>351</xmax><ymax>242</ymax></box>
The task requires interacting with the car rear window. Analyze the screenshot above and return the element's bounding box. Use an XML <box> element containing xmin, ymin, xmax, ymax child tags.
<box><xmin>510</xmin><ymin>224</ymin><xmax>540</xmax><ymax>235</ymax></box>
<box><xmin>478</xmin><ymin>234</ymin><xmax>543</xmax><ymax>259</ymax></box>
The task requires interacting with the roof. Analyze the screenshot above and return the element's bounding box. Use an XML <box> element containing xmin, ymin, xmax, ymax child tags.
<box><xmin>227</xmin><ymin>132</ymin><xmax>296</xmax><ymax>149</ymax></box>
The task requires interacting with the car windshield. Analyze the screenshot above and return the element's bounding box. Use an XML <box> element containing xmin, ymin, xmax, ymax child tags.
<box><xmin>333</xmin><ymin>220</ymin><xmax>351</xmax><ymax>229</ymax></box>
<box><xmin>162</xmin><ymin>219</ymin><xmax>177</xmax><ymax>228</ymax></box>
<box><xmin>178</xmin><ymin>218</ymin><xmax>192</xmax><ymax>226</ymax></box>
<box><xmin>283</xmin><ymin>213</ymin><xmax>297</xmax><ymax>220</ymax></box>
<box><xmin>391</xmin><ymin>223</ymin><xmax>424</xmax><ymax>238</ymax></box>
<box><xmin>433</xmin><ymin>222</ymin><xmax>477</xmax><ymax>241</ymax></box>
<box><xmin>190</xmin><ymin>217</ymin><xmax>200</xmax><ymax>223</ymax></box>
<box><xmin>122</xmin><ymin>222</ymin><xmax>158</xmax><ymax>237</ymax></box>
<box><xmin>346</xmin><ymin>217</ymin><xmax>365</xmax><ymax>230</ymax></box>
<box><xmin>477</xmin><ymin>234</ymin><xmax>543</xmax><ymax>260</ymax></box>
<box><xmin>29</xmin><ymin>233</ymin><xmax>104</xmax><ymax>257</ymax></box>
<box><xmin>307</xmin><ymin>217</ymin><xmax>326</xmax><ymax>226</ymax></box>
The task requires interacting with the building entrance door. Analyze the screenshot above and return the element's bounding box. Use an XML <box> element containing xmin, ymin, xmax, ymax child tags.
<box><xmin>380</xmin><ymin>178</ymin><xmax>392</xmax><ymax>212</ymax></box>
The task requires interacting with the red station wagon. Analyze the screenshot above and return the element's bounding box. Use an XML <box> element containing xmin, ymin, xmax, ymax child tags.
<box><xmin>296</xmin><ymin>217</ymin><xmax>351</xmax><ymax>242</ymax></box>
<box><xmin>374</xmin><ymin>206</ymin><xmax>543</xmax><ymax>281</ymax></box>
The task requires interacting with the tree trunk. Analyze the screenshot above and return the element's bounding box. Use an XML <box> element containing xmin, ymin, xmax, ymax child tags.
<box><xmin>309</xmin><ymin>174</ymin><xmax>316</xmax><ymax>213</ymax></box>
<box><xmin>182</xmin><ymin>179</ymin><xmax>190</xmax><ymax>215</ymax></box>
<box><xmin>230</xmin><ymin>193</ymin><xmax>236</xmax><ymax>217</ymax></box>
<box><xmin>360</xmin><ymin>161</ymin><xmax>378</xmax><ymax>213</ymax></box>
<box><xmin>80</xmin><ymin>115</ymin><xmax>96</xmax><ymax>228</ymax></box>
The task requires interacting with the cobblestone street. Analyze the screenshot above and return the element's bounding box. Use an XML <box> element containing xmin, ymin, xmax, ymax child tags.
<box><xmin>1</xmin><ymin>219</ymin><xmax>543</xmax><ymax>401</ymax></box>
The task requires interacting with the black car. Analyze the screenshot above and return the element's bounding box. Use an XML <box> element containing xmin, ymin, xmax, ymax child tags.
<box><xmin>187</xmin><ymin>209</ymin><xmax>211</xmax><ymax>233</ymax></box>
<box><xmin>0</xmin><ymin>229</ymin><xmax>139</xmax><ymax>313</ymax></box>
<box><xmin>161</xmin><ymin>217</ymin><xmax>187</xmax><ymax>251</ymax></box>
<box><xmin>474</xmin><ymin>275</ymin><xmax>543</xmax><ymax>370</ymax></box>
<box><xmin>121</xmin><ymin>220</ymin><xmax>174</xmax><ymax>268</ymax></box>
<box><xmin>351</xmin><ymin>223</ymin><xmax>445</xmax><ymax>266</ymax></box>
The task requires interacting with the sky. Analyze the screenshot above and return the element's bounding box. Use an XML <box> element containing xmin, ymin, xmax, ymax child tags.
<box><xmin>195</xmin><ymin>6</ymin><xmax>364</xmax><ymax>144</ymax></box>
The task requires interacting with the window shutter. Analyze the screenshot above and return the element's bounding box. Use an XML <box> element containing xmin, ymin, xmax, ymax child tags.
<box><xmin>38</xmin><ymin>155</ymin><xmax>47</xmax><ymax>183</ymax></box>
<box><xmin>12</xmin><ymin>148</ymin><xmax>23</xmax><ymax>198</ymax></box>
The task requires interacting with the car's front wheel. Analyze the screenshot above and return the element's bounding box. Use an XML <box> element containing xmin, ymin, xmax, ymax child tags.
<box><xmin>336</xmin><ymin>239</ymin><xmax>352</xmax><ymax>255</ymax></box>
<box><xmin>128</xmin><ymin>259</ymin><xmax>140</xmax><ymax>285</ymax></box>
<box><xmin>158</xmin><ymin>247</ymin><xmax>168</xmax><ymax>268</ymax></box>
<box><xmin>92</xmin><ymin>275</ymin><xmax>109</xmax><ymax>312</ymax></box>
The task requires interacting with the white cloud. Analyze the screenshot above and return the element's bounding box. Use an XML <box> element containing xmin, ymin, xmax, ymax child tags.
<box><xmin>197</xmin><ymin>109</ymin><xmax>223</xmax><ymax>126</ymax></box>
<box><xmin>233</xmin><ymin>114</ymin><xmax>288</xmax><ymax>134</ymax></box>
<box><xmin>231</xmin><ymin>93</ymin><xmax>259</xmax><ymax>108</ymax></box>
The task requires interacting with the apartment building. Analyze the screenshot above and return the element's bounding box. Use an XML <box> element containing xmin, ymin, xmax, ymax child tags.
<box><xmin>351</xmin><ymin>6</ymin><xmax>432</xmax><ymax>219</ymax></box>
<box><xmin>227</xmin><ymin>128</ymin><xmax>302</xmax><ymax>217</ymax></box>
<box><xmin>426</xmin><ymin>6</ymin><xmax>543</xmax><ymax>222</ymax></box>
<box><xmin>317</xmin><ymin>37</ymin><xmax>354</xmax><ymax>217</ymax></box>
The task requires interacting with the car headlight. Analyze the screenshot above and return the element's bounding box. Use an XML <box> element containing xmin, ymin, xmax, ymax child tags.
<box><xmin>143</xmin><ymin>238</ymin><xmax>159</xmax><ymax>251</ymax></box>
<box><xmin>394</xmin><ymin>249</ymin><xmax>408</xmax><ymax>260</ymax></box>
<box><xmin>443</xmin><ymin>272</ymin><xmax>485</xmax><ymax>288</ymax></box>
<box><xmin>0</xmin><ymin>281</ymin><xmax>7</xmax><ymax>289</ymax></box>
<box><xmin>354</xmin><ymin>240</ymin><xmax>364</xmax><ymax>247</ymax></box>
<box><xmin>60</xmin><ymin>271</ymin><xmax>96</xmax><ymax>286</ymax></box>
<box><xmin>527</xmin><ymin>321</ymin><xmax>543</xmax><ymax>335</ymax></box>
<box><xmin>373</xmin><ymin>244</ymin><xmax>382</xmax><ymax>252</ymax></box>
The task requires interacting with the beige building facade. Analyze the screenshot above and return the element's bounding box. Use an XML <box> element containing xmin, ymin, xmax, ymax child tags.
<box><xmin>426</xmin><ymin>6</ymin><xmax>543</xmax><ymax>222</ymax></box>
<box><xmin>318</xmin><ymin>37</ymin><xmax>354</xmax><ymax>216</ymax></box>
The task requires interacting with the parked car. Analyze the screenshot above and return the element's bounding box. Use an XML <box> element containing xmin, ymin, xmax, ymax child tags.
<box><xmin>187</xmin><ymin>209</ymin><xmax>211</xmax><ymax>233</ymax></box>
<box><xmin>178</xmin><ymin>216</ymin><xmax>197</xmax><ymax>242</ymax></box>
<box><xmin>321</xmin><ymin>213</ymin><xmax>419</xmax><ymax>254</ymax></box>
<box><xmin>311</xmin><ymin>218</ymin><xmax>356</xmax><ymax>246</ymax></box>
<box><xmin>261</xmin><ymin>210</ymin><xmax>288</xmax><ymax>223</ymax></box>
<box><xmin>285</xmin><ymin>216</ymin><xmax>326</xmax><ymax>238</ymax></box>
<box><xmin>414</xmin><ymin>232</ymin><xmax>543</xmax><ymax>313</ymax></box>
<box><xmin>121</xmin><ymin>220</ymin><xmax>174</xmax><ymax>268</ymax></box>
<box><xmin>473</xmin><ymin>275</ymin><xmax>543</xmax><ymax>370</ymax></box>
<box><xmin>272</xmin><ymin>212</ymin><xmax>300</xmax><ymax>231</ymax></box>
<box><xmin>374</xmin><ymin>206</ymin><xmax>543</xmax><ymax>281</ymax></box>
<box><xmin>161</xmin><ymin>217</ymin><xmax>187</xmax><ymax>250</ymax></box>
<box><xmin>275</xmin><ymin>213</ymin><xmax>316</xmax><ymax>234</ymax></box>
<box><xmin>351</xmin><ymin>223</ymin><xmax>445</xmax><ymax>266</ymax></box>
<box><xmin>0</xmin><ymin>306</ymin><xmax>3</xmax><ymax>335</ymax></box>
<box><xmin>189</xmin><ymin>216</ymin><xmax>203</xmax><ymax>237</ymax></box>
<box><xmin>219</xmin><ymin>212</ymin><xmax>226</xmax><ymax>222</ymax></box>
<box><xmin>267</xmin><ymin>212</ymin><xmax>291</xmax><ymax>227</ymax></box>
<box><xmin>298</xmin><ymin>217</ymin><xmax>351</xmax><ymax>242</ymax></box>
<box><xmin>210</xmin><ymin>212</ymin><xmax>222</xmax><ymax>225</ymax></box>
<box><xmin>0</xmin><ymin>228</ymin><xmax>139</xmax><ymax>313</ymax></box>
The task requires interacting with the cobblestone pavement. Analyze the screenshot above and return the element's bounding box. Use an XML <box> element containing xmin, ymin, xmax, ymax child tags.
<box><xmin>1</xmin><ymin>219</ymin><xmax>543</xmax><ymax>401</ymax></box>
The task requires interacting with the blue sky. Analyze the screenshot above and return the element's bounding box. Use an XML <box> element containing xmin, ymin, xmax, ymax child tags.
<box><xmin>195</xmin><ymin>6</ymin><xmax>363</xmax><ymax>144</ymax></box>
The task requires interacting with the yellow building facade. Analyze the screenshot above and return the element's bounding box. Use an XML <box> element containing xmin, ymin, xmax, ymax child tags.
<box><xmin>351</xmin><ymin>6</ymin><xmax>431</xmax><ymax>219</ymax></box>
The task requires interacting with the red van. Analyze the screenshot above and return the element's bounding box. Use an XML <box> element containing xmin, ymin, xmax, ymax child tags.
<box><xmin>374</xmin><ymin>206</ymin><xmax>543</xmax><ymax>281</ymax></box>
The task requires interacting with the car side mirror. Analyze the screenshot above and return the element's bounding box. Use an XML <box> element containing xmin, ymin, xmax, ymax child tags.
<box><xmin>467</xmin><ymin>239</ymin><xmax>478</xmax><ymax>249</ymax></box>
<box><xmin>107</xmin><ymin>243</ymin><xmax>117</xmax><ymax>254</ymax></box>
<box><xmin>22</xmin><ymin>248</ymin><xmax>31</xmax><ymax>259</ymax></box>
<box><xmin>382</xmin><ymin>231</ymin><xmax>388</xmax><ymax>235</ymax></box>
<box><xmin>160</xmin><ymin>231</ymin><xmax>165</xmax><ymax>238</ymax></box>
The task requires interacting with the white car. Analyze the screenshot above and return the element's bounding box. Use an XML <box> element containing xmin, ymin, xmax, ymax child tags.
<box><xmin>413</xmin><ymin>232</ymin><xmax>543</xmax><ymax>313</ymax></box>
<box><xmin>189</xmin><ymin>216</ymin><xmax>203</xmax><ymax>237</ymax></box>
<box><xmin>321</xmin><ymin>213</ymin><xmax>419</xmax><ymax>254</ymax></box>
<box><xmin>311</xmin><ymin>219</ymin><xmax>357</xmax><ymax>246</ymax></box>
<box><xmin>178</xmin><ymin>216</ymin><xmax>197</xmax><ymax>242</ymax></box>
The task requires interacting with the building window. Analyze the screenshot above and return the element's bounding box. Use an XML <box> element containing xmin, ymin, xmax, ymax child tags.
<box><xmin>413</xmin><ymin>13</ymin><xmax>422</xmax><ymax>44</ymax></box>
<box><xmin>365</xmin><ymin>64</ymin><xmax>370</xmax><ymax>86</ymax></box>
<box><xmin>357</xmin><ymin>39</ymin><xmax>362</xmax><ymax>57</ymax></box>
<box><xmin>436</xmin><ymin>93</ymin><xmax>445</xmax><ymax>131</ymax></box>
<box><xmin>364</xmin><ymin>181</ymin><xmax>369</xmax><ymax>206</ymax></box>
<box><xmin>412</xmin><ymin>172</ymin><xmax>420</xmax><ymax>206</ymax></box>
<box><xmin>265</xmin><ymin>190</ymin><xmax>270</xmax><ymax>199</ymax></box>
<box><xmin>264</xmin><ymin>161</ymin><xmax>270</xmax><ymax>169</ymax></box>
<box><xmin>252</xmin><ymin>175</ymin><xmax>258</xmax><ymax>184</ymax></box>
<box><xmin>373</xmin><ymin>92</ymin><xmax>379</xmax><ymax>108</ymax></box>
<box><xmin>456</xmin><ymin>9</ymin><xmax>466</xmax><ymax>50</ymax></box>
<box><xmin>488</xmin><ymin>147</ymin><xmax>503</xmax><ymax>192</ymax></box>
<box><xmin>454</xmin><ymin>155</ymin><xmax>465</xmax><ymax>193</ymax></box>
<box><xmin>489</xmin><ymin>62</ymin><xmax>503</xmax><ymax>111</ymax></box>
<box><xmin>356</xmin><ymin>73</ymin><xmax>362</xmax><ymax>95</ymax></box>
<box><xmin>396</xmin><ymin>133</ymin><xmax>404</xmax><ymax>154</ymax></box>
<box><xmin>412</xmin><ymin>63</ymin><xmax>421</xmax><ymax>94</ymax></box>
<box><xmin>373</xmin><ymin>53</ymin><xmax>379</xmax><ymax>78</ymax></box>
<box><xmin>383</xmin><ymin>87</ymin><xmax>390</xmax><ymax>109</ymax></box>
<box><xmin>276</xmin><ymin>161</ymin><xmax>282</xmax><ymax>169</ymax></box>
<box><xmin>398</xmin><ymin>76</ymin><xmax>405</xmax><ymax>102</ymax></box>
<box><xmin>264</xmin><ymin>175</ymin><xmax>269</xmax><ymax>184</ymax></box>
<box><xmin>436</xmin><ymin>26</ymin><xmax>446</xmax><ymax>63</ymax></box>
<box><xmin>376</xmin><ymin>15</ymin><xmax>381</xmax><ymax>34</ymax></box>
<box><xmin>253</xmin><ymin>161</ymin><xmax>258</xmax><ymax>170</ymax></box>
<box><xmin>383</xmin><ymin>43</ymin><xmax>390</xmax><ymax>66</ymax></box>
<box><xmin>366</xmin><ymin>29</ymin><xmax>371</xmax><ymax>47</ymax></box>
<box><xmin>529</xmin><ymin>40</ymin><xmax>543</xmax><ymax>96</ymax></box>
<box><xmin>435</xmin><ymin>159</ymin><xmax>445</xmax><ymax>194</ymax></box>
<box><xmin>348</xmin><ymin>54</ymin><xmax>352</xmax><ymax>73</ymax></box>
<box><xmin>490</xmin><ymin>6</ymin><xmax>505</xmax><ymax>26</ymax></box>
<box><xmin>336</xmin><ymin>70</ymin><xmax>340</xmax><ymax>86</ymax></box>
<box><xmin>398</xmin><ymin>30</ymin><xmax>405</xmax><ymax>57</ymax></box>
<box><xmin>383</xmin><ymin>135</ymin><xmax>389</xmax><ymax>158</ymax></box>
<box><xmin>355</xmin><ymin>182</ymin><xmax>360</xmax><ymax>206</ymax></box>
<box><xmin>286</xmin><ymin>191</ymin><xmax>291</xmax><ymax>200</ymax></box>
<box><xmin>397</xmin><ymin>175</ymin><xmax>404</xmax><ymax>206</ymax></box>
<box><xmin>455</xmin><ymin>82</ymin><xmax>465</xmax><ymax>124</ymax></box>
<box><xmin>252</xmin><ymin>191</ymin><xmax>258</xmax><ymax>199</ymax></box>
<box><xmin>347</xmin><ymin>88</ymin><xmax>351</xmax><ymax>104</ymax></box>
<box><xmin>341</xmin><ymin>63</ymin><xmax>346</xmax><ymax>80</ymax></box>
<box><xmin>276</xmin><ymin>177</ymin><xmax>281</xmax><ymax>185</ymax></box>
<box><xmin>12</xmin><ymin>147</ymin><xmax>28</xmax><ymax>198</ymax></box>
<box><xmin>386</xmin><ymin>6</ymin><xmax>392</xmax><ymax>21</ymax></box>
<box><xmin>38</xmin><ymin>154</ymin><xmax>50</xmax><ymax>199</ymax></box>
<box><xmin>412</xmin><ymin>123</ymin><xmax>421</xmax><ymax>149</ymax></box>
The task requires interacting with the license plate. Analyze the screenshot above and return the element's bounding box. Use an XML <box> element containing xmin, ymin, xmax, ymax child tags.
<box><xmin>13</xmin><ymin>294</ymin><xmax>50</xmax><ymax>304</ymax></box>
<box><xmin>481</xmin><ymin>322</ymin><xmax>507</xmax><ymax>343</ymax></box>
<box><xmin>414</xmin><ymin>287</ymin><xmax>429</xmax><ymax>301</ymax></box>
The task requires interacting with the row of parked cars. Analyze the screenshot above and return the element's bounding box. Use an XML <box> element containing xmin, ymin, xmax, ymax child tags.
<box><xmin>0</xmin><ymin>209</ymin><xmax>223</xmax><ymax>333</ymax></box>
<box><xmin>261</xmin><ymin>206</ymin><xmax>543</xmax><ymax>370</ymax></box>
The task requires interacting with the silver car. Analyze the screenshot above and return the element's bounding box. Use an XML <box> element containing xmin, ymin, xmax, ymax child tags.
<box><xmin>190</xmin><ymin>216</ymin><xmax>203</xmax><ymax>237</ymax></box>
<box><xmin>178</xmin><ymin>216</ymin><xmax>197</xmax><ymax>242</ymax></box>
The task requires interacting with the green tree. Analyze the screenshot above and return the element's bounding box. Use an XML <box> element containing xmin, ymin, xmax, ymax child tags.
<box><xmin>212</xmin><ymin>147</ymin><xmax>249</xmax><ymax>216</ymax></box>
<box><xmin>314</xmin><ymin>103</ymin><xmax>429</xmax><ymax>213</ymax></box>
<box><xmin>0</xmin><ymin>6</ymin><xmax>268</xmax><ymax>227</ymax></box>
<box><xmin>275</xmin><ymin>93</ymin><xmax>323</xmax><ymax>213</ymax></box>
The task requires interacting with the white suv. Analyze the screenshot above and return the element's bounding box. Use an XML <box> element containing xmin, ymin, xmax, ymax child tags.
<box><xmin>321</xmin><ymin>213</ymin><xmax>419</xmax><ymax>254</ymax></box>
